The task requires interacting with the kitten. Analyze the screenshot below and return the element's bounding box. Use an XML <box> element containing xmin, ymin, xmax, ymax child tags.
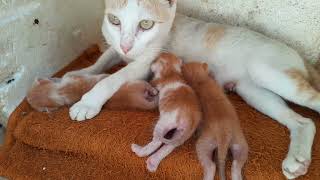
<box><xmin>182</xmin><ymin>62</ymin><xmax>248</xmax><ymax>180</ymax></box>
<box><xmin>131</xmin><ymin>53</ymin><xmax>201</xmax><ymax>172</ymax></box>
<box><xmin>68</xmin><ymin>1</ymin><xmax>317</xmax><ymax>178</ymax></box>
<box><xmin>27</xmin><ymin>74</ymin><xmax>158</xmax><ymax>112</ymax></box>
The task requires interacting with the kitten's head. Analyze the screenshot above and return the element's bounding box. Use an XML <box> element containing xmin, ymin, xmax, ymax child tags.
<box><xmin>103</xmin><ymin>0</ymin><xmax>177</xmax><ymax>59</ymax></box>
<box><xmin>151</xmin><ymin>52</ymin><xmax>182</xmax><ymax>78</ymax></box>
<box><xmin>182</xmin><ymin>62</ymin><xmax>210</xmax><ymax>82</ymax></box>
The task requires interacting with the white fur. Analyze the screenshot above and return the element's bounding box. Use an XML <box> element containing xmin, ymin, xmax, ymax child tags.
<box><xmin>145</xmin><ymin>144</ymin><xmax>176</xmax><ymax>172</ymax></box>
<box><xmin>131</xmin><ymin>140</ymin><xmax>177</xmax><ymax>172</ymax></box>
<box><xmin>158</xmin><ymin>82</ymin><xmax>186</xmax><ymax>98</ymax></box>
<box><xmin>69</xmin><ymin>1</ymin><xmax>317</xmax><ymax>178</ymax></box>
<box><xmin>131</xmin><ymin>138</ymin><xmax>162</xmax><ymax>158</ymax></box>
<box><xmin>151</xmin><ymin>62</ymin><xmax>163</xmax><ymax>79</ymax></box>
<box><xmin>154</xmin><ymin>109</ymin><xmax>179</xmax><ymax>138</ymax></box>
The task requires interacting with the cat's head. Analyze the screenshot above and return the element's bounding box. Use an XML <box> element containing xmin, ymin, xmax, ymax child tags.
<box><xmin>103</xmin><ymin>0</ymin><xmax>177</xmax><ymax>59</ymax></box>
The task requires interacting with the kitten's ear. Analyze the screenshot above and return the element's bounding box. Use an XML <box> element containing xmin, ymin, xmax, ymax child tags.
<box><xmin>177</xmin><ymin>57</ymin><xmax>183</xmax><ymax>65</ymax></box>
<box><xmin>168</xmin><ymin>0</ymin><xmax>177</xmax><ymax>6</ymax></box>
<box><xmin>34</xmin><ymin>77</ymin><xmax>52</xmax><ymax>86</ymax></box>
<box><xmin>159</xmin><ymin>57</ymin><xmax>167</xmax><ymax>65</ymax></box>
<box><xmin>151</xmin><ymin>61</ymin><xmax>159</xmax><ymax>73</ymax></box>
<box><xmin>202</xmin><ymin>63</ymin><xmax>209</xmax><ymax>72</ymax></box>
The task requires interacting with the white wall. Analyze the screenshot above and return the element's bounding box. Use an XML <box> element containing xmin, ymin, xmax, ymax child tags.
<box><xmin>0</xmin><ymin>0</ymin><xmax>104</xmax><ymax>126</ymax></box>
<box><xmin>1</xmin><ymin>0</ymin><xmax>319</xmax><ymax>126</ymax></box>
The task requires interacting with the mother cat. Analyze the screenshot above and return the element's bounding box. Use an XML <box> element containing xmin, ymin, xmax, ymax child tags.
<box><xmin>66</xmin><ymin>0</ymin><xmax>319</xmax><ymax>179</ymax></box>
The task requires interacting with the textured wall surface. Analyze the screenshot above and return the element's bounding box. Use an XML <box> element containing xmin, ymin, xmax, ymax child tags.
<box><xmin>177</xmin><ymin>0</ymin><xmax>320</xmax><ymax>62</ymax></box>
<box><xmin>0</xmin><ymin>0</ymin><xmax>104</xmax><ymax>126</ymax></box>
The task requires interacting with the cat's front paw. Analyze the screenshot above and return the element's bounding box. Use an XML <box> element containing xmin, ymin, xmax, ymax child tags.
<box><xmin>69</xmin><ymin>100</ymin><xmax>102</xmax><ymax>121</ymax></box>
<box><xmin>282</xmin><ymin>153</ymin><xmax>311</xmax><ymax>179</ymax></box>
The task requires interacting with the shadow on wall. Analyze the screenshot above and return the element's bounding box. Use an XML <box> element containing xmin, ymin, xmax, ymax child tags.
<box><xmin>0</xmin><ymin>125</ymin><xmax>4</xmax><ymax>145</ymax></box>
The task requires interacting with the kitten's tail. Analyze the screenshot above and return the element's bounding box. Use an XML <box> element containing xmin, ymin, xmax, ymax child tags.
<box><xmin>217</xmin><ymin>141</ymin><xmax>229</xmax><ymax>180</ymax></box>
<box><xmin>305</xmin><ymin>60</ymin><xmax>320</xmax><ymax>91</ymax></box>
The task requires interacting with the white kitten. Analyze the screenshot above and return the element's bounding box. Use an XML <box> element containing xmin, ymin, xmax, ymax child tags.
<box><xmin>67</xmin><ymin>0</ymin><xmax>318</xmax><ymax>179</ymax></box>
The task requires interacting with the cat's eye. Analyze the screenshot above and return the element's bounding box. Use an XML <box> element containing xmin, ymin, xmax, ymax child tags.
<box><xmin>139</xmin><ymin>20</ymin><xmax>155</xmax><ymax>30</ymax></box>
<box><xmin>108</xmin><ymin>14</ymin><xmax>121</xmax><ymax>26</ymax></box>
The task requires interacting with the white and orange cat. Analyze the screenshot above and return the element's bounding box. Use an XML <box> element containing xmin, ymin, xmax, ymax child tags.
<box><xmin>66</xmin><ymin>0</ymin><xmax>318</xmax><ymax>178</ymax></box>
<box><xmin>131</xmin><ymin>53</ymin><xmax>201</xmax><ymax>172</ymax></box>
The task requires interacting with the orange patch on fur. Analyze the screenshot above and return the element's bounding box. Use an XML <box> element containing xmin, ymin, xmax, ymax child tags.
<box><xmin>304</xmin><ymin>60</ymin><xmax>320</xmax><ymax>91</ymax></box>
<box><xmin>286</xmin><ymin>69</ymin><xmax>320</xmax><ymax>101</ymax></box>
<box><xmin>151</xmin><ymin>53</ymin><xmax>182</xmax><ymax>83</ymax></box>
<box><xmin>204</xmin><ymin>25</ymin><xmax>225</xmax><ymax>49</ymax></box>
<box><xmin>139</xmin><ymin>0</ymin><xmax>171</xmax><ymax>21</ymax></box>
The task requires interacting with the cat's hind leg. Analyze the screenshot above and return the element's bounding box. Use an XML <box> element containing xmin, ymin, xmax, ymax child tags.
<box><xmin>145</xmin><ymin>144</ymin><xmax>177</xmax><ymax>172</ymax></box>
<box><xmin>196</xmin><ymin>136</ymin><xmax>218</xmax><ymax>180</ymax></box>
<box><xmin>230</xmin><ymin>133</ymin><xmax>248</xmax><ymax>180</ymax></box>
<box><xmin>248</xmin><ymin>62</ymin><xmax>320</xmax><ymax>113</ymax></box>
<box><xmin>236</xmin><ymin>80</ymin><xmax>316</xmax><ymax>179</ymax></box>
<box><xmin>131</xmin><ymin>138</ymin><xmax>162</xmax><ymax>157</ymax></box>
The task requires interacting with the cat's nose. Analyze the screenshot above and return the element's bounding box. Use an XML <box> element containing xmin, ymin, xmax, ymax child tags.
<box><xmin>120</xmin><ymin>43</ymin><xmax>133</xmax><ymax>54</ymax></box>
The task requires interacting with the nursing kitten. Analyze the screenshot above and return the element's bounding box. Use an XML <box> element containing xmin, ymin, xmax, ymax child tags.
<box><xmin>27</xmin><ymin>74</ymin><xmax>158</xmax><ymax>112</ymax></box>
<box><xmin>131</xmin><ymin>53</ymin><xmax>201</xmax><ymax>172</ymax></box>
<box><xmin>183</xmin><ymin>62</ymin><xmax>248</xmax><ymax>180</ymax></box>
<box><xmin>68</xmin><ymin>1</ymin><xmax>318</xmax><ymax>178</ymax></box>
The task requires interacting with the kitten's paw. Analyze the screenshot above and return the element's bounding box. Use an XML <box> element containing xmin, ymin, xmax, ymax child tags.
<box><xmin>146</xmin><ymin>157</ymin><xmax>160</xmax><ymax>173</ymax></box>
<box><xmin>144</xmin><ymin>86</ymin><xmax>158</xmax><ymax>102</ymax></box>
<box><xmin>69</xmin><ymin>100</ymin><xmax>101</xmax><ymax>121</ymax></box>
<box><xmin>148</xmin><ymin>86</ymin><xmax>159</xmax><ymax>96</ymax></box>
<box><xmin>131</xmin><ymin>144</ymin><xmax>145</xmax><ymax>157</ymax></box>
<box><xmin>282</xmin><ymin>154</ymin><xmax>311</xmax><ymax>179</ymax></box>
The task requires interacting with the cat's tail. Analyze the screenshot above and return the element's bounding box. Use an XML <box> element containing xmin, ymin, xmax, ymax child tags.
<box><xmin>305</xmin><ymin>60</ymin><xmax>320</xmax><ymax>91</ymax></box>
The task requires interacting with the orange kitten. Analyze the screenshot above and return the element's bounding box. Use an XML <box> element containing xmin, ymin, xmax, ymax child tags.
<box><xmin>182</xmin><ymin>62</ymin><xmax>248</xmax><ymax>180</ymax></box>
<box><xmin>131</xmin><ymin>53</ymin><xmax>202</xmax><ymax>172</ymax></box>
<box><xmin>27</xmin><ymin>74</ymin><xmax>158</xmax><ymax>112</ymax></box>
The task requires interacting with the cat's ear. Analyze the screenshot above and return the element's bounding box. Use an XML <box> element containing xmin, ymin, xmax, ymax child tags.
<box><xmin>177</xmin><ymin>57</ymin><xmax>183</xmax><ymax>65</ymax></box>
<box><xmin>202</xmin><ymin>63</ymin><xmax>209</xmax><ymax>72</ymax></box>
<box><xmin>168</xmin><ymin>0</ymin><xmax>177</xmax><ymax>6</ymax></box>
